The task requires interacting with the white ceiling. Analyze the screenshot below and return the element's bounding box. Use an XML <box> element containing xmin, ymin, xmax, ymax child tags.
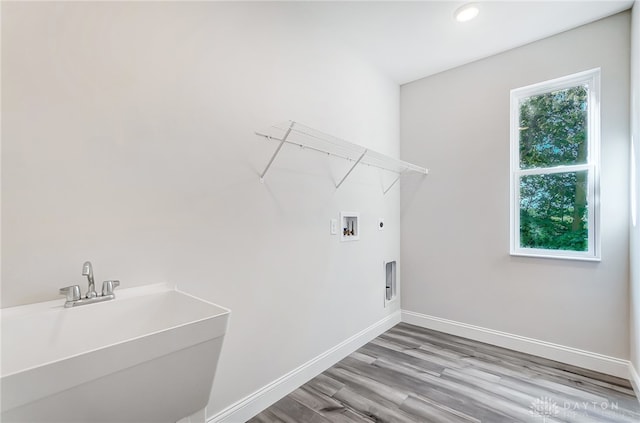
<box><xmin>292</xmin><ymin>0</ymin><xmax>634</xmax><ymax>84</ymax></box>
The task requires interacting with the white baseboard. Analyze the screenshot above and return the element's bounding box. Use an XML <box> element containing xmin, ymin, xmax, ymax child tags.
<box><xmin>207</xmin><ymin>311</ymin><xmax>401</xmax><ymax>423</ymax></box>
<box><xmin>401</xmin><ymin>310</ymin><xmax>631</xmax><ymax>379</ymax></box>
<box><xmin>630</xmin><ymin>363</ymin><xmax>640</xmax><ymax>405</ymax></box>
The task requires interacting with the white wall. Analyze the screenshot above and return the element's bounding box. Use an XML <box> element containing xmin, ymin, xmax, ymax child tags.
<box><xmin>401</xmin><ymin>13</ymin><xmax>631</xmax><ymax>360</ymax></box>
<box><xmin>1</xmin><ymin>2</ymin><xmax>401</xmax><ymax>418</ymax></box>
<box><xmin>630</xmin><ymin>1</ymin><xmax>640</xmax><ymax>380</ymax></box>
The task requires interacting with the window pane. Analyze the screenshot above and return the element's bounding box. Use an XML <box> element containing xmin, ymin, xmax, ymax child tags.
<box><xmin>520</xmin><ymin>171</ymin><xmax>588</xmax><ymax>252</ymax></box>
<box><xmin>519</xmin><ymin>86</ymin><xmax>588</xmax><ymax>169</ymax></box>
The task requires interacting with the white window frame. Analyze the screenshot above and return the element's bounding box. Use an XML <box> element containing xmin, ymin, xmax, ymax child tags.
<box><xmin>510</xmin><ymin>68</ymin><xmax>601</xmax><ymax>261</ymax></box>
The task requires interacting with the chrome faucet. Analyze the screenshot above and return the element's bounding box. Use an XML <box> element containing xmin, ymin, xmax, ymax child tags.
<box><xmin>82</xmin><ymin>261</ymin><xmax>97</xmax><ymax>298</ymax></box>
<box><xmin>59</xmin><ymin>261</ymin><xmax>120</xmax><ymax>308</ymax></box>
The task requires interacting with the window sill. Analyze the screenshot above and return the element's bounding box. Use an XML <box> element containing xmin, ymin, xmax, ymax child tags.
<box><xmin>510</xmin><ymin>251</ymin><xmax>601</xmax><ymax>262</ymax></box>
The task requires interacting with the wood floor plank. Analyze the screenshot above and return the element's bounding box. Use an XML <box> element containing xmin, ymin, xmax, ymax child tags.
<box><xmin>249</xmin><ymin>408</ymin><xmax>283</xmax><ymax>423</ymax></box>
<box><xmin>249</xmin><ymin>323</ymin><xmax>640</xmax><ymax>423</ymax></box>
<box><xmin>394</xmin><ymin>323</ymin><xmax>633</xmax><ymax>390</ymax></box>
<box><xmin>368</xmin><ymin>354</ymin><xmax>538</xmax><ymax>422</ymax></box>
<box><xmin>371</xmin><ymin>356</ymin><xmax>516</xmax><ymax>422</ymax></box>
<box><xmin>268</xmin><ymin>396</ymin><xmax>333</xmax><ymax>423</ymax></box>
<box><xmin>289</xmin><ymin>385</ymin><xmax>346</xmax><ymax>413</ymax></box>
<box><xmin>326</xmin><ymin>366</ymin><xmax>409</xmax><ymax>409</ymax></box>
<box><xmin>307</xmin><ymin>373</ymin><xmax>346</xmax><ymax>397</ymax></box>
<box><xmin>399</xmin><ymin>395</ymin><xmax>481</xmax><ymax>423</ymax></box>
<box><xmin>360</xmin><ymin>341</ymin><xmax>445</xmax><ymax>375</ymax></box>
<box><xmin>332</xmin><ymin>386</ymin><xmax>422</xmax><ymax>423</ymax></box>
<box><xmin>290</xmin><ymin>386</ymin><xmax>374</xmax><ymax>423</ymax></box>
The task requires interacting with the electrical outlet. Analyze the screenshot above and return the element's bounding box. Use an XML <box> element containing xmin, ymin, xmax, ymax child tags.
<box><xmin>330</xmin><ymin>219</ymin><xmax>338</xmax><ymax>235</ymax></box>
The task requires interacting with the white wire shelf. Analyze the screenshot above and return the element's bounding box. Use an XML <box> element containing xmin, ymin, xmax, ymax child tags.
<box><xmin>255</xmin><ymin>121</ymin><xmax>428</xmax><ymax>194</ymax></box>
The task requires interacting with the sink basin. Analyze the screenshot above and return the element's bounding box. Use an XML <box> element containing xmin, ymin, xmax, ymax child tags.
<box><xmin>1</xmin><ymin>283</ymin><xmax>230</xmax><ymax>423</ymax></box>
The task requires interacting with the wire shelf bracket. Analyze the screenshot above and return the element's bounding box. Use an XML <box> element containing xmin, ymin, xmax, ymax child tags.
<box><xmin>259</xmin><ymin>121</ymin><xmax>295</xmax><ymax>183</ymax></box>
<box><xmin>256</xmin><ymin>121</ymin><xmax>428</xmax><ymax>193</ymax></box>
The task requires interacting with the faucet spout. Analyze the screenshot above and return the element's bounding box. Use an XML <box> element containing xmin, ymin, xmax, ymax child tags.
<box><xmin>82</xmin><ymin>261</ymin><xmax>97</xmax><ymax>298</ymax></box>
<box><xmin>60</xmin><ymin>262</ymin><xmax>120</xmax><ymax>307</ymax></box>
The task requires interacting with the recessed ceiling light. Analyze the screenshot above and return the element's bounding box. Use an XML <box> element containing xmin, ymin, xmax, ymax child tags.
<box><xmin>454</xmin><ymin>3</ymin><xmax>480</xmax><ymax>22</ymax></box>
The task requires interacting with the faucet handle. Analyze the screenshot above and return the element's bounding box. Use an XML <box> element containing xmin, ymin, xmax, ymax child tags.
<box><xmin>59</xmin><ymin>285</ymin><xmax>81</xmax><ymax>302</ymax></box>
<box><xmin>101</xmin><ymin>280</ymin><xmax>120</xmax><ymax>296</ymax></box>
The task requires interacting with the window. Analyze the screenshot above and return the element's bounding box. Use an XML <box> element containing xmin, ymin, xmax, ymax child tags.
<box><xmin>510</xmin><ymin>69</ymin><xmax>600</xmax><ymax>261</ymax></box>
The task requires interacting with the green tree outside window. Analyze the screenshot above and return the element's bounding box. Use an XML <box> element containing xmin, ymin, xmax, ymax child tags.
<box><xmin>518</xmin><ymin>87</ymin><xmax>589</xmax><ymax>252</ymax></box>
<box><xmin>511</xmin><ymin>69</ymin><xmax>599</xmax><ymax>260</ymax></box>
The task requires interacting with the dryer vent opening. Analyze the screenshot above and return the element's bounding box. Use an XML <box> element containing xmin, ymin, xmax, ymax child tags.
<box><xmin>385</xmin><ymin>261</ymin><xmax>396</xmax><ymax>301</ymax></box>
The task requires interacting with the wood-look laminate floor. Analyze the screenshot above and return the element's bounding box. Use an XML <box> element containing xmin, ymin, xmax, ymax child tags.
<box><xmin>248</xmin><ymin>323</ymin><xmax>640</xmax><ymax>423</ymax></box>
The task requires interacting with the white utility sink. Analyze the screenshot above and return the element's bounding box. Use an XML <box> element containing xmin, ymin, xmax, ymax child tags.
<box><xmin>1</xmin><ymin>283</ymin><xmax>230</xmax><ymax>423</ymax></box>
